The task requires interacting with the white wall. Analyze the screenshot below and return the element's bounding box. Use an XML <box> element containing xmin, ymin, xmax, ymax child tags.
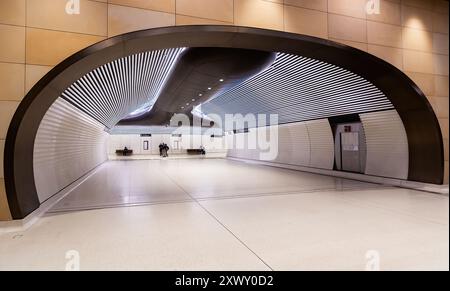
<box><xmin>107</xmin><ymin>134</ymin><xmax>154</xmax><ymax>155</ymax></box>
<box><xmin>227</xmin><ymin>119</ymin><xmax>335</xmax><ymax>170</ymax></box>
<box><xmin>360</xmin><ymin>110</ymin><xmax>409</xmax><ymax>180</ymax></box>
<box><xmin>107</xmin><ymin>133</ymin><xmax>227</xmax><ymax>155</ymax></box>
<box><xmin>33</xmin><ymin>99</ymin><xmax>109</xmax><ymax>203</ymax></box>
<box><xmin>307</xmin><ymin>120</ymin><xmax>335</xmax><ymax>169</ymax></box>
<box><xmin>228</xmin><ymin>112</ymin><xmax>410</xmax><ymax>180</ymax></box>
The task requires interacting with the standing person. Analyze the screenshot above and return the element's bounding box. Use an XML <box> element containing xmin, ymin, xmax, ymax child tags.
<box><xmin>164</xmin><ymin>143</ymin><xmax>170</xmax><ymax>158</ymax></box>
<box><xmin>159</xmin><ymin>143</ymin><xmax>163</xmax><ymax>157</ymax></box>
<box><xmin>200</xmin><ymin>145</ymin><xmax>206</xmax><ymax>155</ymax></box>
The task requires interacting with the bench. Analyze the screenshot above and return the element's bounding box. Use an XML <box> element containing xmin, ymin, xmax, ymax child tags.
<box><xmin>187</xmin><ymin>149</ymin><xmax>205</xmax><ymax>155</ymax></box>
<box><xmin>116</xmin><ymin>149</ymin><xmax>133</xmax><ymax>156</ymax></box>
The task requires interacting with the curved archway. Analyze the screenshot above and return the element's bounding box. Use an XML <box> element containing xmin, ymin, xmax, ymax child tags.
<box><xmin>4</xmin><ymin>25</ymin><xmax>444</xmax><ymax>219</ymax></box>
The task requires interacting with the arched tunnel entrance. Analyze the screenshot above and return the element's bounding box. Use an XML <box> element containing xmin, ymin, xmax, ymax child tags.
<box><xmin>3</xmin><ymin>26</ymin><xmax>444</xmax><ymax>220</ymax></box>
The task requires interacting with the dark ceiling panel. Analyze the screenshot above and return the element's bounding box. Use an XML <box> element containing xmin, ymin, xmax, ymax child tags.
<box><xmin>118</xmin><ymin>47</ymin><xmax>277</xmax><ymax>126</ymax></box>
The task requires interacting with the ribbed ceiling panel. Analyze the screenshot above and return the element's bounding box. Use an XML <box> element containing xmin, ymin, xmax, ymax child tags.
<box><xmin>61</xmin><ymin>48</ymin><xmax>184</xmax><ymax>129</ymax></box>
<box><xmin>201</xmin><ymin>53</ymin><xmax>394</xmax><ymax>125</ymax></box>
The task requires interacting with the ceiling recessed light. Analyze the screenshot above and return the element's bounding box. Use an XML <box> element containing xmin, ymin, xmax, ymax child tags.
<box><xmin>219</xmin><ymin>79</ymin><xmax>224</xmax><ymax>82</ymax></box>
<box><xmin>208</xmin><ymin>87</ymin><xmax>212</xmax><ymax>90</ymax></box>
<box><xmin>192</xmin><ymin>99</ymin><xmax>196</xmax><ymax>102</ymax></box>
<box><xmin>181</xmin><ymin>106</ymin><xmax>184</xmax><ymax>109</ymax></box>
<box><xmin>199</xmin><ymin>93</ymin><xmax>203</xmax><ymax>97</ymax></box>
<box><xmin>186</xmin><ymin>103</ymin><xmax>190</xmax><ymax>106</ymax></box>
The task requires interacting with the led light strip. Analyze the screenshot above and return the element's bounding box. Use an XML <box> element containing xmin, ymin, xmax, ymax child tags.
<box><xmin>61</xmin><ymin>48</ymin><xmax>185</xmax><ymax>129</ymax></box>
<box><xmin>201</xmin><ymin>53</ymin><xmax>394</xmax><ymax>125</ymax></box>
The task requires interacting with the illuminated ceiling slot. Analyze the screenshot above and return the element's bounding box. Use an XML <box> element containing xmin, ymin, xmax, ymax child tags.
<box><xmin>201</xmin><ymin>53</ymin><xmax>394</xmax><ymax>125</ymax></box>
<box><xmin>61</xmin><ymin>48</ymin><xmax>185</xmax><ymax>129</ymax></box>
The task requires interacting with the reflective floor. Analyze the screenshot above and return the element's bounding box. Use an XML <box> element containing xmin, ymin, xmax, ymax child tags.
<box><xmin>0</xmin><ymin>159</ymin><xmax>448</xmax><ymax>270</ymax></box>
<box><xmin>49</xmin><ymin>159</ymin><xmax>382</xmax><ymax>212</ymax></box>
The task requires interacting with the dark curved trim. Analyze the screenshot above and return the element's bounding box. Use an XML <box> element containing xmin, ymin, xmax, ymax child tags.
<box><xmin>4</xmin><ymin>25</ymin><xmax>444</xmax><ymax>219</ymax></box>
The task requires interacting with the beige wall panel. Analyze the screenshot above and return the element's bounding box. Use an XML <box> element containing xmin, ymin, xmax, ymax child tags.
<box><xmin>402</xmin><ymin>0</ymin><xmax>434</xmax><ymax>11</ymax></box>
<box><xmin>176</xmin><ymin>15</ymin><xmax>232</xmax><ymax>26</ymax></box>
<box><xmin>368</xmin><ymin>44</ymin><xmax>403</xmax><ymax>69</ymax></box>
<box><xmin>176</xmin><ymin>0</ymin><xmax>233</xmax><ymax>23</ymax></box>
<box><xmin>405</xmin><ymin>72</ymin><xmax>435</xmax><ymax>96</ymax></box>
<box><xmin>328</xmin><ymin>0</ymin><xmax>367</xmax><ymax>19</ymax></box>
<box><xmin>234</xmin><ymin>0</ymin><xmax>284</xmax><ymax>30</ymax></box>
<box><xmin>25</xmin><ymin>65</ymin><xmax>53</xmax><ymax>93</ymax></box>
<box><xmin>0</xmin><ymin>63</ymin><xmax>25</xmax><ymax>101</ymax></box>
<box><xmin>328</xmin><ymin>14</ymin><xmax>367</xmax><ymax>43</ymax></box>
<box><xmin>403</xmin><ymin>50</ymin><xmax>434</xmax><ymax>74</ymax></box>
<box><xmin>367</xmin><ymin>0</ymin><xmax>401</xmax><ymax>25</ymax></box>
<box><xmin>0</xmin><ymin>0</ymin><xmax>25</xmax><ymax>26</ymax></box>
<box><xmin>0</xmin><ymin>101</ymin><xmax>19</xmax><ymax>139</ymax></box>
<box><xmin>439</xmin><ymin>118</ymin><xmax>449</xmax><ymax>139</ymax></box>
<box><xmin>26</xmin><ymin>28</ymin><xmax>104</xmax><ymax>66</ymax></box>
<box><xmin>367</xmin><ymin>21</ymin><xmax>402</xmax><ymax>48</ymax></box>
<box><xmin>432</xmin><ymin>97</ymin><xmax>449</xmax><ymax>118</ymax></box>
<box><xmin>109</xmin><ymin>0</ymin><xmax>175</xmax><ymax>13</ymax></box>
<box><xmin>433</xmin><ymin>13</ymin><xmax>449</xmax><ymax>34</ymax></box>
<box><xmin>402</xmin><ymin>27</ymin><xmax>433</xmax><ymax>52</ymax></box>
<box><xmin>401</xmin><ymin>5</ymin><xmax>433</xmax><ymax>32</ymax></box>
<box><xmin>434</xmin><ymin>0</ymin><xmax>449</xmax><ymax>13</ymax></box>
<box><xmin>0</xmin><ymin>24</ymin><xmax>25</xmax><ymax>63</ymax></box>
<box><xmin>284</xmin><ymin>5</ymin><xmax>328</xmax><ymax>38</ymax></box>
<box><xmin>108</xmin><ymin>4</ymin><xmax>175</xmax><ymax>37</ymax></box>
<box><xmin>0</xmin><ymin>179</ymin><xmax>12</xmax><ymax>221</ymax></box>
<box><xmin>330</xmin><ymin>38</ymin><xmax>368</xmax><ymax>51</ymax></box>
<box><xmin>433</xmin><ymin>54</ymin><xmax>449</xmax><ymax>76</ymax></box>
<box><xmin>27</xmin><ymin>0</ymin><xmax>107</xmax><ymax>36</ymax></box>
<box><xmin>435</xmin><ymin>76</ymin><xmax>449</xmax><ymax>97</ymax></box>
<box><xmin>284</xmin><ymin>0</ymin><xmax>327</xmax><ymax>11</ymax></box>
<box><xmin>432</xmin><ymin>33</ymin><xmax>449</xmax><ymax>55</ymax></box>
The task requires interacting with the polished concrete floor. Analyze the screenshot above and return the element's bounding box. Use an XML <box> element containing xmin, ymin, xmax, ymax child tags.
<box><xmin>0</xmin><ymin>159</ymin><xmax>448</xmax><ymax>270</ymax></box>
<box><xmin>49</xmin><ymin>159</ymin><xmax>382</xmax><ymax>212</ymax></box>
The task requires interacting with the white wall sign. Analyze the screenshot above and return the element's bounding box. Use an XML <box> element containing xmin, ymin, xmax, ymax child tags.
<box><xmin>66</xmin><ymin>0</ymin><xmax>80</xmax><ymax>15</ymax></box>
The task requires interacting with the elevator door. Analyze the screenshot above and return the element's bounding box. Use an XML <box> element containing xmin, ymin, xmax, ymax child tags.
<box><xmin>341</xmin><ymin>131</ymin><xmax>361</xmax><ymax>173</ymax></box>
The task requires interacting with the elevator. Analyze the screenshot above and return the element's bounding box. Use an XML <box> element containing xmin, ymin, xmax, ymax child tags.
<box><xmin>330</xmin><ymin>116</ymin><xmax>367</xmax><ymax>174</ymax></box>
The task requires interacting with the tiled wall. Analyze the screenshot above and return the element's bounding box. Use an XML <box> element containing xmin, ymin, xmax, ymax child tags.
<box><xmin>0</xmin><ymin>0</ymin><xmax>448</xmax><ymax>220</ymax></box>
